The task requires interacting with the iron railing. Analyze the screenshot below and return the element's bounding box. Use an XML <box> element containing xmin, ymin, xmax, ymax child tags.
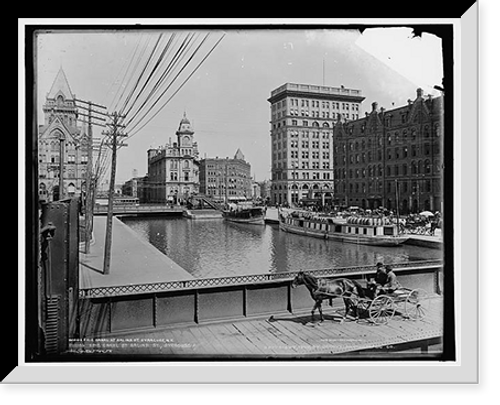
<box><xmin>79</xmin><ymin>259</ymin><xmax>443</xmax><ymax>299</ymax></box>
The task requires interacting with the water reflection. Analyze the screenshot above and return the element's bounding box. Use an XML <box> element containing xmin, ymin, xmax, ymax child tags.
<box><xmin>122</xmin><ymin>217</ymin><xmax>442</xmax><ymax>278</ymax></box>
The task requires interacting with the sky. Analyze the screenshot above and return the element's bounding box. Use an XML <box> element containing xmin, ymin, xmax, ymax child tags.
<box><xmin>35</xmin><ymin>25</ymin><xmax>443</xmax><ymax>183</ymax></box>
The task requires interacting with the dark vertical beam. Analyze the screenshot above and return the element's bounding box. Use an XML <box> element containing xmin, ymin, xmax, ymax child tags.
<box><xmin>194</xmin><ymin>290</ymin><xmax>199</xmax><ymax>324</ymax></box>
<box><xmin>243</xmin><ymin>286</ymin><xmax>247</xmax><ymax>317</ymax></box>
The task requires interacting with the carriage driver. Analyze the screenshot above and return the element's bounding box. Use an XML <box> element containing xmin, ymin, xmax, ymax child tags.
<box><xmin>371</xmin><ymin>262</ymin><xmax>401</xmax><ymax>295</ymax></box>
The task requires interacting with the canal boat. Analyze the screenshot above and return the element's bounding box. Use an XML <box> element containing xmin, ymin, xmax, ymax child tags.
<box><xmin>279</xmin><ymin>210</ymin><xmax>409</xmax><ymax>247</ymax></box>
<box><xmin>222</xmin><ymin>202</ymin><xmax>265</xmax><ymax>225</ymax></box>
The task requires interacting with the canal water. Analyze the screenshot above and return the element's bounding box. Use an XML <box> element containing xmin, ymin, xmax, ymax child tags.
<box><xmin>121</xmin><ymin>216</ymin><xmax>443</xmax><ymax>279</ymax></box>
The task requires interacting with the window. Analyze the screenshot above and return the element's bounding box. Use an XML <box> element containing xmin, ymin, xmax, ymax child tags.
<box><xmin>424</xmin><ymin>143</ymin><xmax>431</xmax><ymax>155</ymax></box>
<box><xmin>425</xmin><ymin>159</ymin><xmax>431</xmax><ymax>174</ymax></box>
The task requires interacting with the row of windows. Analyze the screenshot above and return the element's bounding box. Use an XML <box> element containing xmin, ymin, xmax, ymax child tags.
<box><xmin>273</xmin><ymin>143</ymin><xmax>439</xmax><ymax>166</ymax></box>
<box><xmin>39</xmin><ymin>155</ymin><xmax>88</xmax><ymax>164</ymax></box>
<box><xmin>275</xmin><ymin>172</ymin><xmax>333</xmax><ymax>181</ymax></box>
<box><xmin>274</xmin><ymin>158</ymin><xmax>439</xmax><ymax>180</ymax></box>
<box><xmin>205</xmin><ymin>177</ymin><xmax>250</xmax><ymax>184</ymax></box>
<box><xmin>273</xmin><ymin>179</ymin><xmax>438</xmax><ymax>196</ymax></box>
<box><xmin>335</xmin><ymin>160</ymin><xmax>437</xmax><ymax>179</ymax></box>
<box><xmin>272</xmin><ymin>124</ymin><xmax>440</xmax><ymax>147</ymax></box>
<box><xmin>39</xmin><ymin>168</ymin><xmax>86</xmax><ymax>179</ymax></box>
<box><xmin>281</xmin><ymin>111</ymin><xmax>361</xmax><ymax>120</ymax></box>
<box><xmin>169</xmin><ymin>172</ymin><xmax>191</xmax><ymax>181</ymax></box>
<box><xmin>273</xmin><ymin>98</ymin><xmax>359</xmax><ymax>111</ymax></box>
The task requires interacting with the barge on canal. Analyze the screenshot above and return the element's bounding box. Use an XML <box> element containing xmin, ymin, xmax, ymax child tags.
<box><xmin>279</xmin><ymin>210</ymin><xmax>409</xmax><ymax>247</ymax></box>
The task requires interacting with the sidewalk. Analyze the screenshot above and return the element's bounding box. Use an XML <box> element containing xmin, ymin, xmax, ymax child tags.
<box><xmin>406</xmin><ymin>231</ymin><xmax>443</xmax><ymax>249</ymax></box>
<box><xmin>79</xmin><ymin>216</ymin><xmax>193</xmax><ymax>290</ymax></box>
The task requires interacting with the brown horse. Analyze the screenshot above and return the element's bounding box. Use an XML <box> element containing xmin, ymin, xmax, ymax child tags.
<box><xmin>291</xmin><ymin>272</ymin><xmax>366</xmax><ymax>322</ymax></box>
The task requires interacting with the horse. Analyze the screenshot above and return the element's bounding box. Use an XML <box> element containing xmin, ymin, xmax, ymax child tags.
<box><xmin>291</xmin><ymin>271</ymin><xmax>366</xmax><ymax>323</ymax></box>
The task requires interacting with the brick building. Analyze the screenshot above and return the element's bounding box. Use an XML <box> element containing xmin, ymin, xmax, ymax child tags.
<box><xmin>199</xmin><ymin>149</ymin><xmax>252</xmax><ymax>202</ymax></box>
<box><xmin>268</xmin><ymin>83</ymin><xmax>443</xmax><ymax>214</ymax></box>
<box><xmin>332</xmin><ymin>88</ymin><xmax>443</xmax><ymax>213</ymax></box>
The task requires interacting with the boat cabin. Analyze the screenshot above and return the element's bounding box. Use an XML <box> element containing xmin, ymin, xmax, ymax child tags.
<box><xmin>285</xmin><ymin>212</ymin><xmax>399</xmax><ymax>237</ymax></box>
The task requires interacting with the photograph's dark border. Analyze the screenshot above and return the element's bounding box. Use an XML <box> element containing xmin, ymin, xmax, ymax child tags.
<box><xmin>17</xmin><ymin>20</ymin><xmax>458</xmax><ymax>377</ymax></box>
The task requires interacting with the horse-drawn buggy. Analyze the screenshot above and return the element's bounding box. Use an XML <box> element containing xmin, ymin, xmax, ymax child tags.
<box><xmin>291</xmin><ymin>271</ymin><xmax>430</xmax><ymax>325</ymax></box>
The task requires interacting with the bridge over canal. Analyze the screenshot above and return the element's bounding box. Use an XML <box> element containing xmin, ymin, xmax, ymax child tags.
<box><xmin>37</xmin><ymin>198</ymin><xmax>447</xmax><ymax>359</ymax></box>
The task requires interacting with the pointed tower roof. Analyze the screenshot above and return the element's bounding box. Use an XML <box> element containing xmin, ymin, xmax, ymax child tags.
<box><xmin>176</xmin><ymin>112</ymin><xmax>194</xmax><ymax>135</ymax></box>
<box><xmin>47</xmin><ymin>68</ymin><xmax>75</xmax><ymax>100</ymax></box>
<box><xmin>234</xmin><ymin>148</ymin><xmax>245</xmax><ymax>160</ymax></box>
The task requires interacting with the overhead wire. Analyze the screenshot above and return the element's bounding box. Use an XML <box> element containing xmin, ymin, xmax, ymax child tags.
<box><xmin>108</xmin><ymin>30</ymin><xmax>225</xmax><ymax>145</ymax></box>
<box><xmin>118</xmin><ymin>33</ymin><xmax>163</xmax><ymax>117</ymax></box>
<box><xmin>112</xmin><ymin>34</ymin><xmax>153</xmax><ymax>115</ymax></box>
<box><xmin>121</xmin><ymin>33</ymin><xmax>176</xmax><ymax>120</ymax></box>
<box><xmin>123</xmin><ymin>32</ymin><xmax>197</xmax><ymax>129</ymax></box>
<box><xmin>107</xmin><ymin>33</ymin><xmax>144</xmax><ymax>113</ymax></box>
<box><xmin>125</xmin><ymin>32</ymin><xmax>206</xmax><ymax>134</ymax></box>
<box><xmin>128</xmin><ymin>32</ymin><xmax>225</xmax><ymax>139</ymax></box>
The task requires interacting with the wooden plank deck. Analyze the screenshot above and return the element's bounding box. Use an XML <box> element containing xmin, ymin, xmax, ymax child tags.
<box><xmin>69</xmin><ymin>296</ymin><xmax>443</xmax><ymax>358</ymax></box>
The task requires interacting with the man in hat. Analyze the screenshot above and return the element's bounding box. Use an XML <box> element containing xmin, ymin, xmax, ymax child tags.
<box><xmin>383</xmin><ymin>265</ymin><xmax>401</xmax><ymax>294</ymax></box>
<box><xmin>370</xmin><ymin>262</ymin><xmax>401</xmax><ymax>295</ymax></box>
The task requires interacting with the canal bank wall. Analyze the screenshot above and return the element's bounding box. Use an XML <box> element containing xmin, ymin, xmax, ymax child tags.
<box><xmin>79</xmin><ymin>216</ymin><xmax>193</xmax><ymax>291</ymax></box>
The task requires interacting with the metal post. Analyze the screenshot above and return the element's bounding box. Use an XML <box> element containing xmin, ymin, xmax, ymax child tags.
<box><xmin>58</xmin><ymin>132</ymin><xmax>65</xmax><ymax>200</ymax></box>
<box><xmin>84</xmin><ymin>109</ymin><xmax>93</xmax><ymax>254</ymax></box>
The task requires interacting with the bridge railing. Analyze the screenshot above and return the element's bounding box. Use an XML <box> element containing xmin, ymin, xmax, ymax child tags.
<box><xmin>93</xmin><ymin>204</ymin><xmax>185</xmax><ymax>215</ymax></box>
<box><xmin>77</xmin><ymin>260</ymin><xmax>443</xmax><ymax>337</ymax></box>
<box><xmin>79</xmin><ymin>259</ymin><xmax>442</xmax><ymax>299</ymax></box>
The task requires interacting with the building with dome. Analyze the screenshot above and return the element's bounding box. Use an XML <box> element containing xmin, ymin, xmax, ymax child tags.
<box><xmin>146</xmin><ymin>113</ymin><xmax>200</xmax><ymax>204</ymax></box>
<box><xmin>38</xmin><ymin>68</ymin><xmax>89</xmax><ymax>202</ymax></box>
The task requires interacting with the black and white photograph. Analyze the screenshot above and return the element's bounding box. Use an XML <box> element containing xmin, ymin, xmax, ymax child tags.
<box><xmin>14</xmin><ymin>14</ymin><xmax>482</xmax><ymax>385</ymax></box>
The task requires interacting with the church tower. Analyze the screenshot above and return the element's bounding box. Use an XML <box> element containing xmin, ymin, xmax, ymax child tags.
<box><xmin>38</xmin><ymin>68</ymin><xmax>87</xmax><ymax>202</ymax></box>
<box><xmin>42</xmin><ymin>68</ymin><xmax>79</xmax><ymax>129</ymax></box>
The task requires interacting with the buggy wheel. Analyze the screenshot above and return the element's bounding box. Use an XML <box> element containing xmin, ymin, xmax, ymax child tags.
<box><xmin>368</xmin><ymin>295</ymin><xmax>396</xmax><ymax>324</ymax></box>
<box><xmin>404</xmin><ymin>288</ymin><xmax>430</xmax><ymax>320</ymax></box>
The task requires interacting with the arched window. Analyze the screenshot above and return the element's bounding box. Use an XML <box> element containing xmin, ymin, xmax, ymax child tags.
<box><xmin>411</xmin><ymin>161</ymin><xmax>417</xmax><ymax>175</ymax></box>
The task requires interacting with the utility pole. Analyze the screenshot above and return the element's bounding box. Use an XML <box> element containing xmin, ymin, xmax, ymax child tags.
<box><xmin>58</xmin><ymin>131</ymin><xmax>65</xmax><ymax>200</ymax></box>
<box><xmin>75</xmin><ymin>99</ymin><xmax>107</xmax><ymax>254</ymax></box>
<box><xmin>102</xmin><ymin>112</ymin><xmax>127</xmax><ymax>275</ymax></box>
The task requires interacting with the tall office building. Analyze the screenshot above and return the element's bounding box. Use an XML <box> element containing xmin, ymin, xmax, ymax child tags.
<box><xmin>268</xmin><ymin>82</ymin><xmax>365</xmax><ymax>205</ymax></box>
